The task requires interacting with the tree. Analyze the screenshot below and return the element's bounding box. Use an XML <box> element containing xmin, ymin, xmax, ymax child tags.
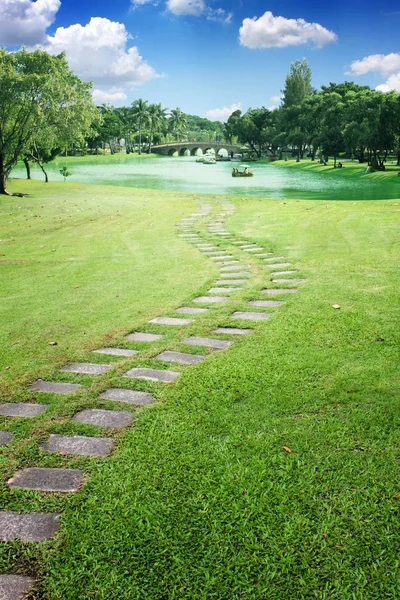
<box><xmin>282</xmin><ymin>58</ymin><xmax>313</xmax><ymax>108</ymax></box>
<box><xmin>169</xmin><ymin>108</ymin><xmax>187</xmax><ymax>141</ymax></box>
<box><xmin>0</xmin><ymin>48</ymin><xmax>97</xmax><ymax>195</ymax></box>
<box><xmin>131</xmin><ymin>99</ymin><xmax>149</xmax><ymax>154</ymax></box>
<box><xmin>147</xmin><ymin>103</ymin><xmax>168</xmax><ymax>153</ymax></box>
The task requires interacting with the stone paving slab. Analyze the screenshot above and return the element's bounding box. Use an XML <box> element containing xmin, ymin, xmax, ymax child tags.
<box><xmin>73</xmin><ymin>409</ymin><xmax>134</xmax><ymax>429</ymax></box>
<box><xmin>208</xmin><ymin>287</ymin><xmax>242</xmax><ymax>293</ymax></box>
<box><xmin>93</xmin><ymin>348</ymin><xmax>139</xmax><ymax>357</ymax></box>
<box><xmin>29</xmin><ymin>381</ymin><xmax>82</xmax><ymax>394</ymax></box>
<box><xmin>149</xmin><ymin>317</ymin><xmax>193</xmax><ymax>325</ymax></box>
<box><xmin>254</xmin><ymin>253</ymin><xmax>273</xmax><ymax>257</ymax></box>
<box><xmin>215</xmin><ymin>327</ymin><xmax>253</xmax><ymax>335</ymax></box>
<box><xmin>218</xmin><ymin>261</ymin><xmax>239</xmax><ymax>266</ymax></box>
<box><xmin>231</xmin><ymin>241</ymin><xmax>248</xmax><ymax>245</ymax></box>
<box><xmin>262</xmin><ymin>288</ymin><xmax>298</xmax><ymax>295</ymax></box>
<box><xmin>60</xmin><ymin>363</ymin><xmax>113</xmax><ymax>375</ymax></box>
<box><xmin>0</xmin><ymin>575</ymin><xmax>35</xmax><ymax>600</ymax></box>
<box><xmin>220</xmin><ymin>265</ymin><xmax>250</xmax><ymax>271</ymax></box>
<box><xmin>215</xmin><ymin>279</ymin><xmax>248</xmax><ymax>285</ymax></box>
<box><xmin>100</xmin><ymin>388</ymin><xmax>154</xmax><ymax>405</ymax></box>
<box><xmin>239</xmin><ymin>244</ymin><xmax>256</xmax><ymax>249</ymax></box>
<box><xmin>231</xmin><ymin>311</ymin><xmax>270</xmax><ymax>321</ymax></box>
<box><xmin>272</xmin><ymin>278</ymin><xmax>305</xmax><ymax>283</ymax></box>
<box><xmin>0</xmin><ymin>432</ymin><xmax>13</xmax><ymax>446</ymax></box>
<box><xmin>265</xmin><ymin>263</ymin><xmax>291</xmax><ymax>269</ymax></box>
<box><xmin>8</xmin><ymin>468</ymin><xmax>84</xmax><ymax>493</ymax></box>
<box><xmin>125</xmin><ymin>332</ymin><xmax>163</xmax><ymax>342</ymax></box>
<box><xmin>244</xmin><ymin>248</ymin><xmax>264</xmax><ymax>252</ymax></box>
<box><xmin>124</xmin><ymin>368</ymin><xmax>180</xmax><ymax>383</ymax></box>
<box><xmin>204</xmin><ymin>251</ymin><xmax>227</xmax><ymax>255</ymax></box>
<box><xmin>40</xmin><ymin>434</ymin><xmax>113</xmax><ymax>457</ymax></box>
<box><xmin>218</xmin><ymin>271</ymin><xmax>250</xmax><ymax>278</ymax></box>
<box><xmin>0</xmin><ymin>403</ymin><xmax>47</xmax><ymax>418</ymax></box>
<box><xmin>270</xmin><ymin>270</ymin><xmax>296</xmax><ymax>276</ymax></box>
<box><xmin>249</xmin><ymin>300</ymin><xmax>284</xmax><ymax>307</ymax></box>
<box><xmin>176</xmin><ymin>307</ymin><xmax>209</xmax><ymax>314</ymax></box>
<box><xmin>182</xmin><ymin>336</ymin><xmax>233</xmax><ymax>349</ymax></box>
<box><xmin>210</xmin><ymin>255</ymin><xmax>232</xmax><ymax>260</ymax></box>
<box><xmin>0</xmin><ymin>511</ymin><xmax>60</xmax><ymax>542</ymax></box>
<box><xmin>193</xmin><ymin>296</ymin><xmax>228</xmax><ymax>303</ymax></box>
<box><xmin>155</xmin><ymin>351</ymin><xmax>206</xmax><ymax>365</ymax></box>
<box><xmin>264</xmin><ymin>256</ymin><xmax>285</xmax><ymax>262</ymax></box>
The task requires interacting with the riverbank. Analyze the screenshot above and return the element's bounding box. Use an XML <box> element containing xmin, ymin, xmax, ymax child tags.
<box><xmin>1</xmin><ymin>180</ymin><xmax>399</xmax><ymax>599</ymax></box>
<box><xmin>270</xmin><ymin>157</ymin><xmax>400</xmax><ymax>182</ymax></box>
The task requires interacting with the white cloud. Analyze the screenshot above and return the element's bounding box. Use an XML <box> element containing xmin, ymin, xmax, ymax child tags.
<box><xmin>166</xmin><ymin>0</ymin><xmax>205</xmax><ymax>16</ymax></box>
<box><xmin>92</xmin><ymin>87</ymin><xmax>128</xmax><ymax>105</ymax></box>
<box><xmin>206</xmin><ymin>102</ymin><xmax>242</xmax><ymax>120</ymax></box>
<box><xmin>38</xmin><ymin>17</ymin><xmax>161</xmax><ymax>87</ymax></box>
<box><xmin>268</xmin><ymin>105</ymin><xmax>279</xmax><ymax>111</ymax></box>
<box><xmin>270</xmin><ymin>95</ymin><xmax>282</xmax><ymax>103</ymax></box>
<box><xmin>348</xmin><ymin>53</ymin><xmax>400</xmax><ymax>94</ymax></box>
<box><xmin>239</xmin><ymin>11</ymin><xmax>337</xmax><ymax>49</ymax></box>
<box><xmin>207</xmin><ymin>8</ymin><xmax>232</xmax><ymax>23</ymax></box>
<box><xmin>0</xmin><ymin>0</ymin><xmax>60</xmax><ymax>45</ymax></box>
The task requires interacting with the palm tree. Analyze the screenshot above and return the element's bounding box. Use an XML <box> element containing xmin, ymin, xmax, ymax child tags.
<box><xmin>131</xmin><ymin>99</ymin><xmax>149</xmax><ymax>154</ymax></box>
<box><xmin>148</xmin><ymin>103</ymin><xmax>169</xmax><ymax>153</ymax></box>
<box><xmin>169</xmin><ymin>107</ymin><xmax>187</xmax><ymax>142</ymax></box>
<box><xmin>116</xmin><ymin>106</ymin><xmax>134</xmax><ymax>152</ymax></box>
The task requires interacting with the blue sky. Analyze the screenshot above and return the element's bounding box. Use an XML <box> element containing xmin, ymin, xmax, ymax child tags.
<box><xmin>1</xmin><ymin>0</ymin><xmax>399</xmax><ymax>119</ymax></box>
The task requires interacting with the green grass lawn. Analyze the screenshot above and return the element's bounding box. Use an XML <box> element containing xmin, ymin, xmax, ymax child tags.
<box><xmin>0</xmin><ymin>180</ymin><xmax>399</xmax><ymax>599</ymax></box>
<box><xmin>271</xmin><ymin>157</ymin><xmax>400</xmax><ymax>182</ymax></box>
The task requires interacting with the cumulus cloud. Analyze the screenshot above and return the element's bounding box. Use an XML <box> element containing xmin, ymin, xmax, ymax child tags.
<box><xmin>239</xmin><ymin>11</ymin><xmax>337</xmax><ymax>49</ymax></box>
<box><xmin>348</xmin><ymin>52</ymin><xmax>400</xmax><ymax>93</ymax></box>
<box><xmin>0</xmin><ymin>0</ymin><xmax>60</xmax><ymax>45</ymax></box>
<box><xmin>38</xmin><ymin>17</ymin><xmax>161</xmax><ymax>87</ymax></box>
<box><xmin>206</xmin><ymin>102</ymin><xmax>242</xmax><ymax>120</ymax></box>
<box><xmin>166</xmin><ymin>0</ymin><xmax>205</xmax><ymax>16</ymax></box>
<box><xmin>92</xmin><ymin>87</ymin><xmax>128</xmax><ymax>105</ymax></box>
<box><xmin>270</xmin><ymin>95</ymin><xmax>282</xmax><ymax>103</ymax></box>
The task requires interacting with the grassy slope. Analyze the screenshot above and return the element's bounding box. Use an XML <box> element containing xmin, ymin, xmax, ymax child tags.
<box><xmin>271</xmin><ymin>157</ymin><xmax>400</xmax><ymax>182</ymax></box>
<box><xmin>1</xmin><ymin>181</ymin><xmax>399</xmax><ymax>599</ymax></box>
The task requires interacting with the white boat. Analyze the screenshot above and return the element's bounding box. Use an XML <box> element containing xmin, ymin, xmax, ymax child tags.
<box><xmin>203</xmin><ymin>157</ymin><xmax>216</xmax><ymax>164</ymax></box>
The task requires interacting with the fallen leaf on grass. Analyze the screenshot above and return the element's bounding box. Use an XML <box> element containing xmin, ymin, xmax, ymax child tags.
<box><xmin>283</xmin><ymin>445</ymin><xmax>292</xmax><ymax>453</ymax></box>
<box><xmin>74</xmin><ymin>285</ymin><xmax>79</xmax><ymax>289</ymax></box>
<box><xmin>0</xmin><ymin>254</ymin><xmax>5</xmax><ymax>257</ymax></box>
<box><xmin>48</xmin><ymin>341</ymin><xmax>57</xmax><ymax>346</ymax></box>
<box><xmin>332</xmin><ymin>304</ymin><xmax>341</xmax><ymax>309</ymax></box>
<box><xmin>395</xmin><ymin>494</ymin><xmax>400</xmax><ymax>500</ymax></box>
<box><xmin>322</xmin><ymin>533</ymin><xmax>328</xmax><ymax>538</ymax></box>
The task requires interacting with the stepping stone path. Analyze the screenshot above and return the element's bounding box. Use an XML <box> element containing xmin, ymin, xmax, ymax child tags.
<box><xmin>0</xmin><ymin>511</ymin><xmax>60</xmax><ymax>542</ymax></box>
<box><xmin>264</xmin><ymin>256</ymin><xmax>285</xmax><ymax>262</ymax></box>
<box><xmin>215</xmin><ymin>328</ymin><xmax>253</xmax><ymax>336</ymax></box>
<box><xmin>155</xmin><ymin>351</ymin><xmax>206</xmax><ymax>365</ymax></box>
<box><xmin>73</xmin><ymin>409</ymin><xmax>134</xmax><ymax>429</ymax></box>
<box><xmin>0</xmin><ymin>575</ymin><xmax>35</xmax><ymax>599</ymax></box>
<box><xmin>270</xmin><ymin>270</ymin><xmax>296</xmax><ymax>276</ymax></box>
<box><xmin>244</xmin><ymin>248</ymin><xmax>264</xmax><ymax>252</ymax></box>
<box><xmin>149</xmin><ymin>317</ymin><xmax>193</xmax><ymax>325</ymax></box>
<box><xmin>262</xmin><ymin>288</ymin><xmax>298</xmax><ymax>295</ymax></box>
<box><xmin>176</xmin><ymin>307</ymin><xmax>209</xmax><ymax>314</ymax></box>
<box><xmin>219</xmin><ymin>272</ymin><xmax>250</xmax><ymax>278</ymax></box>
<box><xmin>249</xmin><ymin>300</ymin><xmax>284</xmax><ymax>307</ymax></box>
<box><xmin>231</xmin><ymin>312</ymin><xmax>270</xmax><ymax>321</ymax></box>
<box><xmin>60</xmin><ymin>363</ymin><xmax>113</xmax><ymax>375</ymax></box>
<box><xmin>125</xmin><ymin>332</ymin><xmax>163</xmax><ymax>342</ymax></box>
<box><xmin>124</xmin><ymin>367</ymin><xmax>180</xmax><ymax>383</ymax></box>
<box><xmin>183</xmin><ymin>337</ymin><xmax>232</xmax><ymax>349</ymax></box>
<box><xmin>194</xmin><ymin>296</ymin><xmax>228</xmax><ymax>303</ymax></box>
<box><xmin>100</xmin><ymin>389</ymin><xmax>154</xmax><ymax>405</ymax></box>
<box><xmin>8</xmin><ymin>468</ymin><xmax>84</xmax><ymax>493</ymax></box>
<box><xmin>265</xmin><ymin>263</ymin><xmax>291</xmax><ymax>269</ymax></box>
<box><xmin>208</xmin><ymin>287</ymin><xmax>242</xmax><ymax>293</ymax></box>
<box><xmin>215</xmin><ymin>279</ymin><xmax>248</xmax><ymax>285</ymax></box>
<box><xmin>221</xmin><ymin>265</ymin><xmax>250</xmax><ymax>271</ymax></box>
<box><xmin>93</xmin><ymin>348</ymin><xmax>138</xmax><ymax>357</ymax></box>
<box><xmin>0</xmin><ymin>403</ymin><xmax>47</xmax><ymax>418</ymax></box>
<box><xmin>272</xmin><ymin>278</ymin><xmax>305</xmax><ymax>283</ymax></box>
<box><xmin>29</xmin><ymin>381</ymin><xmax>81</xmax><ymax>394</ymax></box>
<box><xmin>0</xmin><ymin>431</ymin><xmax>13</xmax><ymax>445</ymax></box>
<box><xmin>40</xmin><ymin>434</ymin><xmax>114</xmax><ymax>457</ymax></box>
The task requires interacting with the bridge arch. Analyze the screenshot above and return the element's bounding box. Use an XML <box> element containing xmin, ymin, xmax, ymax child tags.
<box><xmin>191</xmin><ymin>147</ymin><xmax>201</xmax><ymax>156</ymax></box>
<box><xmin>168</xmin><ymin>148</ymin><xmax>178</xmax><ymax>156</ymax></box>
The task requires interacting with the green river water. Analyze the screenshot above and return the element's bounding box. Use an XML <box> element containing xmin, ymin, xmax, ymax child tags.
<box><xmin>12</xmin><ymin>155</ymin><xmax>400</xmax><ymax>201</ymax></box>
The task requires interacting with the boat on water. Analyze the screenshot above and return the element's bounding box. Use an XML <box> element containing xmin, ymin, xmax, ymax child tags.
<box><xmin>232</xmin><ymin>164</ymin><xmax>254</xmax><ymax>177</ymax></box>
<box><xmin>203</xmin><ymin>157</ymin><xmax>216</xmax><ymax>164</ymax></box>
<box><xmin>196</xmin><ymin>156</ymin><xmax>205</xmax><ymax>163</ymax></box>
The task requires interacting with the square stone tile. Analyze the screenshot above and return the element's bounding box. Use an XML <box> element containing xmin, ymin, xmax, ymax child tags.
<box><xmin>220</xmin><ymin>265</ymin><xmax>250</xmax><ymax>271</ymax></box>
<box><xmin>231</xmin><ymin>311</ymin><xmax>270</xmax><ymax>321</ymax></box>
<box><xmin>149</xmin><ymin>317</ymin><xmax>193</xmax><ymax>326</ymax></box>
<box><xmin>99</xmin><ymin>388</ymin><xmax>154</xmax><ymax>405</ymax></box>
<box><xmin>29</xmin><ymin>381</ymin><xmax>82</xmax><ymax>394</ymax></box>
<box><xmin>0</xmin><ymin>575</ymin><xmax>35</xmax><ymax>599</ymax></box>
<box><xmin>249</xmin><ymin>300</ymin><xmax>284</xmax><ymax>307</ymax></box>
<box><xmin>40</xmin><ymin>434</ymin><xmax>114</xmax><ymax>457</ymax></box>
<box><xmin>0</xmin><ymin>511</ymin><xmax>60</xmax><ymax>542</ymax></box>
<box><xmin>60</xmin><ymin>363</ymin><xmax>113</xmax><ymax>375</ymax></box>
<box><xmin>193</xmin><ymin>296</ymin><xmax>228</xmax><ymax>303</ymax></box>
<box><xmin>176</xmin><ymin>307</ymin><xmax>209</xmax><ymax>314</ymax></box>
<box><xmin>125</xmin><ymin>332</ymin><xmax>163</xmax><ymax>342</ymax></box>
<box><xmin>272</xmin><ymin>278</ymin><xmax>305</xmax><ymax>283</ymax></box>
<box><xmin>0</xmin><ymin>403</ymin><xmax>47</xmax><ymax>418</ymax></box>
<box><xmin>92</xmin><ymin>348</ymin><xmax>139</xmax><ymax>357</ymax></box>
<box><xmin>8</xmin><ymin>468</ymin><xmax>84</xmax><ymax>493</ymax></box>
<box><xmin>73</xmin><ymin>409</ymin><xmax>134</xmax><ymax>429</ymax></box>
<box><xmin>124</xmin><ymin>368</ymin><xmax>180</xmax><ymax>383</ymax></box>
<box><xmin>182</xmin><ymin>336</ymin><xmax>233</xmax><ymax>349</ymax></box>
<box><xmin>155</xmin><ymin>351</ymin><xmax>205</xmax><ymax>365</ymax></box>
<box><xmin>215</xmin><ymin>328</ymin><xmax>253</xmax><ymax>335</ymax></box>
<box><xmin>262</xmin><ymin>288</ymin><xmax>298</xmax><ymax>295</ymax></box>
<box><xmin>208</xmin><ymin>287</ymin><xmax>242</xmax><ymax>293</ymax></box>
<box><xmin>0</xmin><ymin>431</ymin><xmax>13</xmax><ymax>446</ymax></box>
<box><xmin>265</xmin><ymin>263</ymin><xmax>291</xmax><ymax>269</ymax></box>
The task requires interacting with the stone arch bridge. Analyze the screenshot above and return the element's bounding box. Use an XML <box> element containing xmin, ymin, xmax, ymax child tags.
<box><xmin>151</xmin><ymin>142</ymin><xmax>241</xmax><ymax>156</ymax></box>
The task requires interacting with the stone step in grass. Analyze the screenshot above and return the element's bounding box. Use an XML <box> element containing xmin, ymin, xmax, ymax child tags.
<box><xmin>124</xmin><ymin>368</ymin><xmax>180</xmax><ymax>383</ymax></box>
<box><xmin>193</xmin><ymin>296</ymin><xmax>228</xmax><ymax>303</ymax></box>
<box><xmin>231</xmin><ymin>311</ymin><xmax>270</xmax><ymax>321</ymax></box>
<box><xmin>270</xmin><ymin>270</ymin><xmax>296</xmax><ymax>276</ymax></box>
<box><xmin>264</xmin><ymin>256</ymin><xmax>285</xmax><ymax>262</ymax></box>
<box><xmin>254</xmin><ymin>253</ymin><xmax>273</xmax><ymax>257</ymax></box>
<box><xmin>215</xmin><ymin>279</ymin><xmax>248</xmax><ymax>285</ymax></box>
<box><xmin>215</xmin><ymin>327</ymin><xmax>253</xmax><ymax>336</ymax></box>
<box><xmin>149</xmin><ymin>317</ymin><xmax>193</xmax><ymax>326</ymax></box>
<box><xmin>8</xmin><ymin>468</ymin><xmax>84</xmax><ymax>493</ymax></box>
<box><xmin>176</xmin><ymin>307</ymin><xmax>209</xmax><ymax>314</ymax></box>
<box><xmin>218</xmin><ymin>261</ymin><xmax>239</xmax><ymax>266</ymax></box>
<box><xmin>125</xmin><ymin>332</ymin><xmax>163</xmax><ymax>342</ymax></box>
<box><xmin>231</xmin><ymin>241</ymin><xmax>249</xmax><ymax>245</ymax></box>
<box><xmin>203</xmin><ymin>251</ymin><xmax>227</xmax><ymax>255</ymax></box>
<box><xmin>262</xmin><ymin>288</ymin><xmax>298</xmax><ymax>295</ymax></box>
<box><xmin>272</xmin><ymin>278</ymin><xmax>305</xmax><ymax>283</ymax></box>
<box><xmin>0</xmin><ymin>431</ymin><xmax>13</xmax><ymax>446</ymax></box>
<box><xmin>0</xmin><ymin>403</ymin><xmax>47</xmax><ymax>418</ymax></box>
<box><xmin>218</xmin><ymin>271</ymin><xmax>251</xmax><ymax>278</ymax></box>
<box><xmin>0</xmin><ymin>511</ymin><xmax>60</xmax><ymax>542</ymax></box>
<box><xmin>182</xmin><ymin>337</ymin><xmax>233</xmax><ymax>350</ymax></box>
<box><xmin>208</xmin><ymin>287</ymin><xmax>242</xmax><ymax>293</ymax></box>
<box><xmin>60</xmin><ymin>363</ymin><xmax>113</xmax><ymax>375</ymax></box>
<box><xmin>92</xmin><ymin>348</ymin><xmax>139</xmax><ymax>357</ymax></box>
<box><xmin>220</xmin><ymin>265</ymin><xmax>250</xmax><ymax>271</ymax></box>
<box><xmin>239</xmin><ymin>244</ymin><xmax>256</xmax><ymax>249</ymax></box>
<box><xmin>73</xmin><ymin>409</ymin><xmax>134</xmax><ymax>429</ymax></box>
<box><xmin>244</xmin><ymin>248</ymin><xmax>264</xmax><ymax>252</ymax></box>
<box><xmin>100</xmin><ymin>389</ymin><xmax>154</xmax><ymax>405</ymax></box>
<box><xmin>155</xmin><ymin>351</ymin><xmax>206</xmax><ymax>366</ymax></box>
<box><xmin>0</xmin><ymin>574</ymin><xmax>35</xmax><ymax>599</ymax></box>
<box><xmin>249</xmin><ymin>300</ymin><xmax>284</xmax><ymax>307</ymax></box>
<box><xmin>29</xmin><ymin>381</ymin><xmax>82</xmax><ymax>394</ymax></box>
<box><xmin>40</xmin><ymin>434</ymin><xmax>114</xmax><ymax>457</ymax></box>
<box><xmin>265</xmin><ymin>263</ymin><xmax>291</xmax><ymax>269</ymax></box>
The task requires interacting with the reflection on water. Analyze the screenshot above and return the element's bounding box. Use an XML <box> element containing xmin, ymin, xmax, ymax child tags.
<box><xmin>12</xmin><ymin>155</ymin><xmax>400</xmax><ymax>200</ymax></box>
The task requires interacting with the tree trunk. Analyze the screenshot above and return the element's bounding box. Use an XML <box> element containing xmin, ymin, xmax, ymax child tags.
<box><xmin>24</xmin><ymin>157</ymin><xmax>31</xmax><ymax>179</ymax></box>
<box><xmin>0</xmin><ymin>154</ymin><xmax>10</xmax><ymax>195</ymax></box>
<box><xmin>37</xmin><ymin>160</ymin><xmax>48</xmax><ymax>183</ymax></box>
<box><xmin>397</xmin><ymin>151</ymin><xmax>400</xmax><ymax>166</ymax></box>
